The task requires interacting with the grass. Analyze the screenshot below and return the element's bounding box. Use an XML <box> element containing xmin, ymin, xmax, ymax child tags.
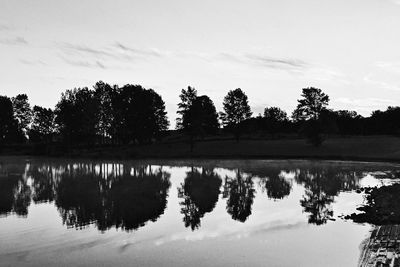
<box><xmin>92</xmin><ymin>135</ymin><xmax>400</xmax><ymax>162</ymax></box>
<box><xmin>2</xmin><ymin>135</ymin><xmax>400</xmax><ymax>162</ymax></box>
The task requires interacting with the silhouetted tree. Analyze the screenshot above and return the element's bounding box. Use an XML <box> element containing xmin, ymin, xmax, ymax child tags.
<box><xmin>12</xmin><ymin>94</ymin><xmax>32</xmax><ymax>140</ymax></box>
<box><xmin>178</xmin><ymin>167</ymin><xmax>222</xmax><ymax>230</ymax></box>
<box><xmin>29</xmin><ymin>106</ymin><xmax>55</xmax><ymax>143</ymax></box>
<box><xmin>292</xmin><ymin>87</ymin><xmax>330</xmax><ymax>146</ymax></box>
<box><xmin>182</xmin><ymin>95</ymin><xmax>219</xmax><ymax>151</ymax></box>
<box><xmin>263</xmin><ymin>107</ymin><xmax>289</xmax><ymax>136</ymax></box>
<box><xmin>111</xmin><ymin>85</ymin><xmax>169</xmax><ymax>144</ymax></box>
<box><xmin>0</xmin><ymin>96</ymin><xmax>20</xmax><ymax>145</ymax></box>
<box><xmin>55</xmin><ymin>88</ymin><xmax>99</xmax><ymax>146</ymax></box>
<box><xmin>264</xmin><ymin>107</ymin><xmax>288</xmax><ymax>122</ymax></box>
<box><xmin>94</xmin><ymin>81</ymin><xmax>114</xmax><ymax>144</ymax></box>
<box><xmin>176</xmin><ymin>86</ymin><xmax>197</xmax><ymax>130</ymax></box>
<box><xmin>292</xmin><ymin>87</ymin><xmax>329</xmax><ymax>121</ymax></box>
<box><xmin>220</xmin><ymin>88</ymin><xmax>252</xmax><ymax>141</ymax></box>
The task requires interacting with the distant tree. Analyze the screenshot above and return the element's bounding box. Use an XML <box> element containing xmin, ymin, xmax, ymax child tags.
<box><xmin>29</xmin><ymin>106</ymin><xmax>55</xmax><ymax>143</ymax></box>
<box><xmin>11</xmin><ymin>94</ymin><xmax>32</xmax><ymax>140</ymax></box>
<box><xmin>263</xmin><ymin>107</ymin><xmax>288</xmax><ymax>136</ymax></box>
<box><xmin>176</xmin><ymin>86</ymin><xmax>197</xmax><ymax>130</ymax></box>
<box><xmin>0</xmin><ymin>96</ymin><xmax>20</xmax><ymax>145</ymax></box>
<box><xmin>263</xmin><ymin>107</ymin><xmax>288</xmax><ymax>122</ymax></box>
<box><xmin>369</xmin><ymin>106</ymin><xmax>400</xmax><ymax>135</ymax></box>
<box><xmin>94</xmin><ymin>81</ymin><xmax>114</xmax><ymax>144</ymax></box>
<box><xmin>292</xmin><ymin>87</ymin><xmax>329</xmax><ymax>121</ymax></box>
<box><xmin>220</xmin><ymin>88</ymin><xmax>252</xmax><ymax>141</ymax></box>
<box><xmin>55</xmin><ymin>88</ymin><xmax>99</xmax><ymax>146</ymax></box>
<box><xmin>182</xmin><ymin>95</ymin><xmax>219</xmax><ymax>151</ymax></box>
<box><xmin>292</xmin><ymin>87</ymin><xmax>330</xmax><ymax>146</ymax></box>
<box><xmin>333</xmin><ymin>110</ymin><xmax>363</xmax><ymax>135</ymax></box>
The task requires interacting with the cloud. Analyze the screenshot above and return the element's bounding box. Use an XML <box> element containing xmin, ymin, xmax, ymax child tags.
<box><xmin>0</xmin><ymin>24</ymin><xmax>10</xmax><ymax>31</ymax></box>
<box><xmin>245</xmin><ymin>55</ymin><xmax>308</xmax><ymax>70</ymax></box>
<box><xmin>59</xmin><ymin>43</ymin><xmax>114</xmax><ymax>58</ymax></box>
<box><xmin>114</xmin><ymin>42</ymin><xmax>164</xmax><ymax>58</ymax></box>
<box><xmin>61</xmin><ymin>57</ymin><xmax>106</xmax><ymax>69</ymax></box>
<box><xmin>216</xmin><ymin>52</ymin><xmax>308</xmax><ymax>73</ymax></box>
<box><xmin>389</xmin><ymin>0</ymin><xmax>400</xmax><ymax>4</ymax></box>
<box><xmin>19</xmin><ymin>59</ymin><xmax>47</xmax><ymax>66</ymax></box>
<box><xmin>0</xmin><ymin>37</ymin><xmax>28</xmax><ymax>45</ymax></box>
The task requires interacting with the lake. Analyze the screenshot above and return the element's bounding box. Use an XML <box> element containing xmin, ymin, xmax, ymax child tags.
<box><xmin>1</xmin><ymin>157</ymin><xmax>400</xmax><ymax>267</ymax></box>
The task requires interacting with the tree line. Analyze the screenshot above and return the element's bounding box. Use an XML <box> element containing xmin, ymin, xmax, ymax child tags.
<box><xmin>0</xmin><ymin>82</ymin><xmax>399</xmax><ymax>149</ymax></box>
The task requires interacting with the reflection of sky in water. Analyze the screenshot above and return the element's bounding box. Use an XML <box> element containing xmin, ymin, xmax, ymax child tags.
<box><xmin>0</xmin><ymin>159</ymin><xmax>400</xmax><ymax>267</ymax></box>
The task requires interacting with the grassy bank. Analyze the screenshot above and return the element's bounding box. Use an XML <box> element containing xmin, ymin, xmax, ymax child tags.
<box><xmin>4</xmin><ymin>135</ymin><xmax>398</xmax><ymax>162</ymax></box>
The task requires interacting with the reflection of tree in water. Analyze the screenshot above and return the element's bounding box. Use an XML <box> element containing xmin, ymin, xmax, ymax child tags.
<box><xmin>223</xmin><ymin>170</ymin><xmax>255</xmax><ymax>222</ymax></box>
<box><xmin>54</xmin><ymin>164</ymin><xmax>171</xmax><ymax>231</ymax></box>
<box><xmin>0</xmin><ymin>163</ymin><xmax>31</xmax><ymax>217</ymax></box>
<box><xmin>178</xmin><ymin>167</ymin><xmax>222</xmax><ymax>230</ymax></box>
<box><xmin>295</xmin><ymin>167</ymin><xmax>361</xmax><ymax>225</ymax></box>
<box><xmin>257</xmin><ymin>169</ymin><xmax>292</xmax><ymax>200</ymax></box>
<box><xmin>29</xmin><ymin>164</ymin><xmax>56</xmax><ymax>203</ymax></box>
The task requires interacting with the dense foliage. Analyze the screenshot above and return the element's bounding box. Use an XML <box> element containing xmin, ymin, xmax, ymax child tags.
<box><xmin>0</xmin><ymin>83</ymin><xmax>399</xmax><ymax>150</ymax></box>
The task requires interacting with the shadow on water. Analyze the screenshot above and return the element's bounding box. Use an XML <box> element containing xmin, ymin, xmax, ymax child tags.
<box><xmin>0</xmin><ymin>161</ymin><xmax>171</xmax><ymax>232</ymax></box>
<box><xmin>1</xmin><ymin>159</ymin><xmax>400</xmax><ymax>234</ymax></box>
<box><xmin>223</xmin><ymin>169</ymin><xmax>255</xmax><ymax>223</ymax></box>
<box><xmin>178</xmin><ymin>167</ymin><xmax>222</xmax><ymax>230</ymax></box>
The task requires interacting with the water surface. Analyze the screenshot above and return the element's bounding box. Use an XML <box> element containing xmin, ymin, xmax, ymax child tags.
<box><xmin>1</xmin><ymin>158</ymin><xmax>400</xmax><ymax>266</ymax></box>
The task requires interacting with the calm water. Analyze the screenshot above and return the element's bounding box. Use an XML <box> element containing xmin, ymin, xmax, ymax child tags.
<box><xmin>1</xmin><ymin>158</ymin><xmax>400</xmax><ymax>267</ymax></box>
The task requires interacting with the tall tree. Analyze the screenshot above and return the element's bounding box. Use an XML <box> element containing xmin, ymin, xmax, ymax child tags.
<box><xmin>220</xmin><ymin>88</ymin><xmax>252</xmax><ymax>140</ymax></box>
<box><xmin>181</xmin><ymin>95</ymin><xmax>219</xmax><ymax>150</ymax></box>
<box><xmin>0</xmin><ymin>96</ymin><xmax>19</xmax><ymax>145</ymax></box>
<box><xmin>292</xmin><ymin>87</ymin><xmax>329</xmax><ymax>121</ymax></box>
<box><xmin>176</xmin><ymin>86</ymin><xmax>197</xmax><ymax>130</ymax></box>
<box><xmin>111</xmin><ymin>85</ymin><xmax>169</xmax><ymax>144</ymax></box>
<box><xmin>292</xmin><ymin>87</ymin><xmax>330</xmax><ymax>146</ymax></box>
<box><xmin>12</xmin><ymin>94</ymin><xmax>32</xmax><ymax>139</ymax></box>
<box><xmin>55</xmin><ymin>88</ymin><xmax>99</xmax><ymax>146</ymax></box>
<box><xmin>29</xmin><ymin>106</ymin><xmax>55</xmax><ymax>143</ymax></box>
<box><xmin>94</xmin><ymin>81</ymin><xmax>114</xmax><ymax>144</ymax></box>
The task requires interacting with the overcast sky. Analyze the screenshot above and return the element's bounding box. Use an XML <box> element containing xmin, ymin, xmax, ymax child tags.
<box><xmin>1</xmin><ymin>0</ymin><xmax>400</xmax><ymax>126</ymax></box>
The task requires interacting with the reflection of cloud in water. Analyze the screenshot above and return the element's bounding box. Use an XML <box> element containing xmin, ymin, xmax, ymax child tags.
<box><xmin>152</xmin><ymin>218</ymin><xmax>306</xmax><ymax>246</ymax></box>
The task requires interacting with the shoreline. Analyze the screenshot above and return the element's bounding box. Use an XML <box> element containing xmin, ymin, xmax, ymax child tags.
<box><xmin>1</xmin><ymin>135</ymin><xmax>400</xmax><ymax>164</ymax></box>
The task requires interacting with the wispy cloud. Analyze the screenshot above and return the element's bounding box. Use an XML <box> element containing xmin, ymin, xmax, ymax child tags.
<box><xmin>245</xmin><ymin>55</ymin><xmax>308</xmax><ymax>70</ymax></box>
<box><xmin>216</xmin><ymin>52</ymin><xmax>308</xmax><ymax>73</ymax></box>
<box><xmin>0</xmin><ymin>37</ymin><xmax>28</xmax><ymax>45</ymax></box>
<box><xmin>0</xmin><ymin>24</ymin><xmax>10</xmax><ymax>31</ymax></box>
<box><xmin>19</xmin><ymin>59</ymin><xmax>47</xmax><ymax>66</ymax></box>
<box><xmin>59</xmin><ymin>43</ymin><xmax>114</xmax><ymax>58</ymax></box>
<box><xmin>114</xmin><ymin>42</ymin><xmax>164</xmax><ymax>58</ymax></box>
<box><xmin>61</xmin><ymin>56</ymin><xmax>106</xmax><ymax>69</ymax></box>
<box><xmin>57</xmin><ymin>42</ymin><xmax>167</xmax><ymax>69</ymax></box>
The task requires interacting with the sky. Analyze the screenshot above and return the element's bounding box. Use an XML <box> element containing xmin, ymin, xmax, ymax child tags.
<box><xmin>1</xmin><ymin>0</ymin><xmax>400</xmax><ymax>127</ymax></box>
